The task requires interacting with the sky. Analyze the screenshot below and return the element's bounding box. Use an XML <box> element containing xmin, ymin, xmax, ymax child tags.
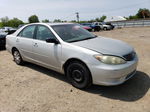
<box><xmin>0</xmin><ymin>0</ymin><xmax>150</xmax><ymax>22</ymax></box>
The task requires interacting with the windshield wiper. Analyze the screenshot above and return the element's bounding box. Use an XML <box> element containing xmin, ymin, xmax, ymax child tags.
<box><xmin>69</xmin><ymin>35</ymin><xmax>97</xmax><ymax>43</ymax></box>
<box><xmin>78</xmin><ymin>35</ymin><xmax>97</xmax><ymax>41</ymax></box>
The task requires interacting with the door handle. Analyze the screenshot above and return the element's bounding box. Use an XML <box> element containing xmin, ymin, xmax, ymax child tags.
<box><xmin>16</xmin><ymin>38</ymin><xmax>19</xmax><ymax>42</ymax></box>
<box><xmin>33</xmin><ymin>43</ymin><xmax>38</xmax><ymax>47</ymax></box>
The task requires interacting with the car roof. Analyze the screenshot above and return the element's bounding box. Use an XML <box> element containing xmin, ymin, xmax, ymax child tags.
<box><xmin>48</xmin><ymin>23</ymin><xmax>75</xmax><ymax>26</ymax></box>
<box><xmin>28</xmin><ymin>23</ymin><xmax>75</xmax><ymax>26</ymax></box>
<box><xmin>12</xmin><ymin>22</ymin><xmax>77</xmax><ymax>36</ymax></box>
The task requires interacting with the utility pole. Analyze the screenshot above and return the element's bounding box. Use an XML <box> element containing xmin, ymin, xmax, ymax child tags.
<box><xmin>75</xmin><ymin>12</ymin><xmax>79</xmax><ymax>23</ymax></box>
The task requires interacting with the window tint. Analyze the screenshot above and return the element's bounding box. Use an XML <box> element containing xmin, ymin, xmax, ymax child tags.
<box><xmin>95</xmin><ymin>23</ymin><xmax>98</xmax><ymax>25</ymax></box>
<box><xmin>52</xmin><ymin>24</ymin><xmax>95</xmax><ymax>42</ymax></box>
<box><xmin>18</xmin><ymin>25</ymin><xmax>36</xmax><ymax>39</ymax></box>
<box><xmin>36</xmin><ymin>25</ymin><xmax>56</xmax><ymax>41</ymax></box>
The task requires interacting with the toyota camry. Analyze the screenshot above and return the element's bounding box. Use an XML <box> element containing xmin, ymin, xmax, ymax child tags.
<box><xmin>6</xmin><ymin>23</ymin><xmax>138</xmax><ymax>89</ymax></box>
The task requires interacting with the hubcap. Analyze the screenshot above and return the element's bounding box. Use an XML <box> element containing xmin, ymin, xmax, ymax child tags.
<box><xmin>72</xmin><ymin>69</ymin><xmax>84</xmax><ymax>82</ymax></box>
<box><xmin>14</xmin><ymin>51</ymin><xmax>21</xmax><ymax>63</ymax></box>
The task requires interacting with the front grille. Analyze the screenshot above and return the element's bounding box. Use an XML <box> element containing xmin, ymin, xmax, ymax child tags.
<box><xmin>123</xmin><ymin>52</ymin><xmax>135</xmax><ymax>61</ymax></box>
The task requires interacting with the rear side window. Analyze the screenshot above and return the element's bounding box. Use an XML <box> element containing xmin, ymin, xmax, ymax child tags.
<box><xmin>18</xmin><ymin>25</ymin><xmax>36</xmax><ymax>39</ymax></box>
<box><xmin>36</xmin><ymin>25</ymin><xmax>56</xmax><ymax>41</ymax></box>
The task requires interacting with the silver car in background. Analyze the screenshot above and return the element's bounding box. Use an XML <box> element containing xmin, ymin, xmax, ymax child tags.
<box><xmin>6</xmin><ymin>23</ymin><xmax>138</xmax><ymax>89</ymax></box>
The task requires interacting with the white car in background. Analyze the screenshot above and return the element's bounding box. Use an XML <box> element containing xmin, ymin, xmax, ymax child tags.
<box><xmin>93</xmin><ymin>22</ymin><xmax>112</xmax><ymax>31</ymax></box>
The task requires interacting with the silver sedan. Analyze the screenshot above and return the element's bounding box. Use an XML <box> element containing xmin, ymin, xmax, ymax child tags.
<box><xmin>6</xmin><ymin>23</ymin><xmax>138</xmax><ymax>89</ymax></box>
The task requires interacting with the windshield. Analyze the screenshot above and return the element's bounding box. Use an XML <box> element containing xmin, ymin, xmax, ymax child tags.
<box><xmin>51</xmin><ymin>24</ymin><xmax>96</xmax><ymax>42</ymax></box>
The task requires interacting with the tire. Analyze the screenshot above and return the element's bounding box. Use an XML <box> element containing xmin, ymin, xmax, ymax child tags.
<box><xmin>66</xmin><ymin>61</ymin><xmax>92</xmax><ymax>89</ymax></box>
<box><xmin>95</xmin><ymin>26</ymin><xmax>101</xmax><ymax>32</ymax></box>
<box><xmin>103</xmin><ymin>27</ymin><xmax>107</xmax><ymax>31</ymax></box>
<box><xmin>13</xmin><ymin>49</ymin><xmax>24</xmax><ymax>65</ymax></box>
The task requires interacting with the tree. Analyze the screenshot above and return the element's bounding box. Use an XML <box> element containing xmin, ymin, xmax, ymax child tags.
<box><xmin>8</xmin><ymin>18</ymin><xmax>24</xmax><ymax>27</ymax></box>
<box><xmin>1</xmin><ymin>16</ymin><xmax>9</xmax><ymax>26</ymax></box>
<box><xmin>28</xmin><ymin>15</ymin><xmax>39</xmax><ymax>23</ymax></box>
<box><xmin>88</xmin><ymin>19</ymin><xmax>95</xmax><ymax>23</ymax></box>
<box><xmin>100</xmin><ymin>15</ymin><xmax>106</xmax><ymax>22</ymax></box>
<box><xmin>42</xmin><ymin>19</ymin><xmax>50</xmax><ymax>23</ymax></box>
<box><xmin>71</xmin><ymin>20</ymin><xmax>77</xmax><ymax>23</ymax></box>
<box><xmin>0</xmin><ymin>17</ymin><xmax>24</xmax><ymax>27</ymax></box>
<box><xmin>128</xmin><ymin>15</ymin><xmax>138</xmax><ymax>20</ymax></box>
<box><xmin>136</xmin><ymin>8</ymin><xmax>150</xmax><ymax>18</ymax></box>
<box><xmin>1</xmin><ymin>16</ymin><xmax>9</xmax><ymax>23</ymax></box>
<box><xmin>0</xmin><ymin>22</ymin><xmax>2</xmax><ymax>27</ymax></box>
<box><xmin>86</xmin><ymin>15</ymin><xmax>107</xmax><ymax>23</ymax></box>
<box><xmin>53</xmin><ymin>19</ymin><xmax>62</xmax><ymax>23</ymax></box>
<box><xmin>95</xmin><ymin>18</ymin><xmax>100</xmax><ymax>22</ymax></box>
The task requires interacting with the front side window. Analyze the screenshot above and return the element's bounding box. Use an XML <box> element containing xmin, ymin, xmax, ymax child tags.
<box><xmin>36</xmin><ymin>25</ymin><xmax>56</xmax><ymax>41</ymax></box>
<box><xmin>18</xmin><ymin>25</ymin><xmax>36</xmax><ymax>39</ymax></box>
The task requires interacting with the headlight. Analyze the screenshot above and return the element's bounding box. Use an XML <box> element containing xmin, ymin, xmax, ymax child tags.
<box><xmin>94</xmin><ymin>55</ymin><xmax>126</xmax><ymax>65</ymax></box>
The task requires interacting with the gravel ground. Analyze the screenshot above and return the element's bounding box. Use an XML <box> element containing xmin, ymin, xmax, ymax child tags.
<box><xmin>0</xmin><ymin>27</ymin><xmax>150</xmax><ymax>112</ymax></box>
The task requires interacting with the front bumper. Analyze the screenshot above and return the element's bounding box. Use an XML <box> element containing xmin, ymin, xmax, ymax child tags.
<box><xmin>88</xmin><ymin>56</ymin><xmax>138</xmax><ymax>86</ymax></box>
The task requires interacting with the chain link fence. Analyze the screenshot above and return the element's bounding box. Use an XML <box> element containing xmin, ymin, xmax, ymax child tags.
<box><xmin>111</xmin><ymin>19</ymin><xmax>150</xmax><ymax>28</ymax></box>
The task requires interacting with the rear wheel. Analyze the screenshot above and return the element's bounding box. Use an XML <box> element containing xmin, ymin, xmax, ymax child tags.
<box><xmin>13</xmin><ymin>49</ymin><xmax>24</xmax><ymax>65</ymax></box>
<box><xmin>66</xmin><ymin>61</ymin><xmax>92</xmax><ymax>89</ymax></box>
<box><xmin>94</xmin><ymin>26</ymin><xmax>101</xmax><ymax>32</ymax></box>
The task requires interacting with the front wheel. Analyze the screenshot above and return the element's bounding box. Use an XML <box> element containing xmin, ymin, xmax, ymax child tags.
<box><xmin>66</xmin><ymin>61</ymin><xmax>92</xmax><ymax>89</ymax></box>
<box><xmin>13</xmin><ymin>50</ymin><xmax>24</xmax><ymax>65</ymax></box>
<box><xmin>103</xmin><ymin>27</ymin><xmax>107</xmax><ymax>31</ymax></box>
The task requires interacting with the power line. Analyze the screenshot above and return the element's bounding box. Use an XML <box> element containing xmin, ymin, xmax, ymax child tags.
<box><xmin>57</xmin><ymin>0</ymin><xmax>150</xmax><ymax>21</ymax></box>
<box><xmin>61</xmin><ymin>13</ymin><xmax>75</xmax><ymax>20</ymax></box>
<box><xmin>96</xmin><ymin>0</ymin><xmax>150</xmax><ymax>15</ymax></box>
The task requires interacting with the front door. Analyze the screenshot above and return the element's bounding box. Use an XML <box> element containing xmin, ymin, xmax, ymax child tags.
<box><xmin>32</xmin><ymin>25</ymin><xmax>61</xmax><ymax>70</ymax></box>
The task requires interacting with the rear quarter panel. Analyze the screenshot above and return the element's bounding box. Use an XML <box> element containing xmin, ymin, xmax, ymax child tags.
<box><xmin>6</xmin><ymin>35</ymin><xmax>17</xmax><ymax>53</ymax></box>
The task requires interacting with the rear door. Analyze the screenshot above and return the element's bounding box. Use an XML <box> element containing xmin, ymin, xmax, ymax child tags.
<box><xmin>16</xmin><ymin>25</ymin><xmax>36</xmax><ymax>60</ymax></box>
<box><xmin>32</xmin><ymin>25</ymin><xmax>61</xmax><ymax>70</ymax></box>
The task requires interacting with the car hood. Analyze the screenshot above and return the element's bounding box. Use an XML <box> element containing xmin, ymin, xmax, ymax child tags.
<box><xmin>72</xmin><ymin>37</ymin><xmax>133</xmax><ymax>56</ymax></box>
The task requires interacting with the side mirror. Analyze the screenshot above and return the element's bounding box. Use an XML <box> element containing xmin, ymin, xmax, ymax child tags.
<box><xmin>46</xmin><ymin>38</ymin><xmax>59</xmax><ymax>44</ymax></box>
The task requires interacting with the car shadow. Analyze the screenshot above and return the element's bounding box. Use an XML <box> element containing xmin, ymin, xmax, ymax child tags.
<box><xmin>85</xmin><ymin>71</ymin><xmax>150</xmax><ymax>102</ymax></box>
<box><xmin>25</xmin><ymin>63</ymin><xmax>150</xmax><ymax>102</ymax></box>
<box><xmin>25</xmin><ymin>62</ymin><xmax>68</xmax><ymax>83</ymax></box>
